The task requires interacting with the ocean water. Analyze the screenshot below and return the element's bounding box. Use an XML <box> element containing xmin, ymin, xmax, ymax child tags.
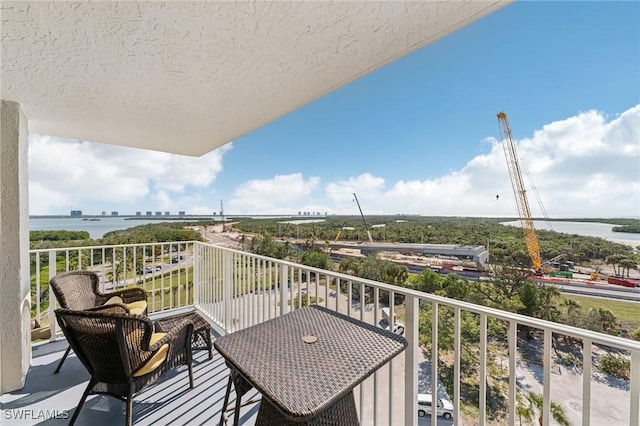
<box><xmin>29</xmin><ymin>217</ymin><xmax>192</xmax><ymax>239</ymax></box>
<box><xmin>501</xmin><ymin>220</ymin><xmax>640</xmax><ymax>247</ymax></box>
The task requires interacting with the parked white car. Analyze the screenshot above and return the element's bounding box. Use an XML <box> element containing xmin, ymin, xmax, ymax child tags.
<box><xmin>417</xmin><ymin>393</ymin><xmax>453</xmax><ymax>420</ymax></box>
<box><xmin>380</xmin><ymin>307</ymin><xmax>405</xmax><ymax>335</ymax></box>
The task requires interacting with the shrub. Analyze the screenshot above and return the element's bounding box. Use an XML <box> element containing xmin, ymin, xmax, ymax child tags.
<box><xmin>598</xmin><ymin>353</ymin><xmax>630</xmax><ymax>380</ymax></box>
<box><xmin>289</xmin><ymin>296</ymin><xmax>323</xmax><ymax>308</ymax></box>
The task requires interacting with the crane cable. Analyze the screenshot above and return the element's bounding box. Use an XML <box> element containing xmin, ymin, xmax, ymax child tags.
<box><xmin>506</xmin><ymin>127</ymin><xmax>554</xmax><ymax>232</ymax></box>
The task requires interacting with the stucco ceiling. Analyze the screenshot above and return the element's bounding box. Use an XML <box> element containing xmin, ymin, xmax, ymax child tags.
<box><xmin>1</xmin><ymin>1</ymin><xmax>508</xmax><ymax>156</ymax></box>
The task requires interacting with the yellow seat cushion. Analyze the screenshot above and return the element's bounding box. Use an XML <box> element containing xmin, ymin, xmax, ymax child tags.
<box><xmin>105</xmin><ymin>296</ymin><xmax>124</xmax><ymax>305</ymax></box>
<box><xmin>104</xmin><ymin>297</ymin><xmax>147</xmax><ymax>315</ymax></box>
<box><xmin>127</xmin><ymin>300</ymin><xmax>148</xmax><ymax>315</ymax></box>
<box><xmin>134</xmin><ymin>333</ymin><xmax>168</xmax><ymax>377</ymax></box>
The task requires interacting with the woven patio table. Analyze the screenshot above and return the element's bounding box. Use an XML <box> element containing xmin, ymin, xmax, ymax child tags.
<box><xmin>214</xmin><ymin>305</ymin><xmax>407</xmax><ymax>425</ymax></box>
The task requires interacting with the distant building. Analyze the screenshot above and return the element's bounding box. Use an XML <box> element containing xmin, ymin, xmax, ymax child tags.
<box><xmin>213</xmin><ymin>212</ymin><xmax>217</xmax><ymax>216</ymax></box>
<box><xmin>155</xmin><ymin>211</ymin><xmax>162</xmax><ymax>216</ymax></box>
<box><xmin>146</xmin><ymin>211</ymin><xmax>152</xmax><ymax>216</ymax></box>
<box><xmin>70</xmin><ymin>210</ymin><xmax>82</xmax><ymax>218</ymax></box>
<box><xmin>164</xmin><ymin>211</ymin><xmax>170</xmax><ymax>216</ymax></box>
<box><xmin>178</xmin><ymin>211</ymin><xmax>185</xmax><ymax>217</ymax></box>
<box><xmin>298</xmin><ymin>211</ymin><xmax>301</xmax><ymax>216</ymax></box>
<box><xmin>102</xmin><ymin>211</ymin><xmax>107</xmax><ymax>216</ymax></box>
<box><xmin>111</xmin><ymin>211</ymin><xmax>118</xmax><ymax>216</ymax></box>
<box><xmin>135</xmin><ymin>211</ymin><xmax>141</xmax><ymax>216</ymax></box>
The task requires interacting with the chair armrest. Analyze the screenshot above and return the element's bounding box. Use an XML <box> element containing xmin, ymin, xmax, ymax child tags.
<box><xmin>99</xmin><ymin>287</ymin><xmax>147</xmax><ymax>304</ymax></box>
<box><xmin>146</xmin><ymin>318</ymin><xmax>193</xmax><ymax>352</ymax></box>
<box><xmin>86</xmin><ymin>303</ymin><xmax>130</xmax><ymax>315</ymax></box>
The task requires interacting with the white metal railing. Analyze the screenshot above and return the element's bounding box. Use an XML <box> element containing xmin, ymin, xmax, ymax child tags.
<box><xmin>30</xmin><ymin>241</ymin><xmax>640</xmax><ymax>425</ymax></box>
<box><xmin>193</xmin><ymin>242</ymin><xmax>640</xmax><ymax>426</ymax></box>
<box><xmin>30</xmin><ymin>241</ymin><xmax>195</xmax><ymax>337</ymax></box>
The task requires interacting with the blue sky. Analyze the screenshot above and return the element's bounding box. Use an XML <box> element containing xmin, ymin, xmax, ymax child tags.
<box><xmin>29</xmin><ymin>1</ymin><xmax>640</xmax><ymax>218</ymax></box>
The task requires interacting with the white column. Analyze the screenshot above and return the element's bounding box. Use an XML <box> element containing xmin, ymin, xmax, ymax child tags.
<box><xmin>0</xmin><ymin>100</ymin><xmax>31</xmax><ymax>393</ymax></box>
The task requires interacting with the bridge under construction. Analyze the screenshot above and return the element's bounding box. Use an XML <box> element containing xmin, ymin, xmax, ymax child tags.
<box><xmin>325</xmin><ymin>241</ymin><xmax>488</xmax><ymax>270</ymax></box>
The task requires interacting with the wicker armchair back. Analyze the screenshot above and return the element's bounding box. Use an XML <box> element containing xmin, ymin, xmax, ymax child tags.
<box><xmin>50</xmin><ymin>270</ymin><xmax>102</xmax><ymax>310</ymax></box>
<box><xmin>49</xmin><ymin>270</ymin><xmax>149</xmax><ymax>373</ymax></box>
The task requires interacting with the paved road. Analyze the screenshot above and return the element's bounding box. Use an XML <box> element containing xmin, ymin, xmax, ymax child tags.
<box><xmin>537</xmin><ymin>278</ymin><xmax>640</xmax><ymax>302</ymax></box>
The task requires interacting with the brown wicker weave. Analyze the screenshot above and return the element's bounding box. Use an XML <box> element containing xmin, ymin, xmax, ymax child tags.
<box><xmin>214</xmin><ymin>305</ymin><xmax>407</xmax><ymax>425</ymax></box>
<box><xmin>154</xmin><ymin>311</ymin><xmax>213</xmax><ymax>360</ymax></box>
<box><xmin>50</xmin><ymin>270</ymin><xmax>148</xmax><ymax>373</ymax></box>
<box><xmin>55</xmin><ymin>306</ymin><xmax>194</xmax><ymax>426</ymax></box>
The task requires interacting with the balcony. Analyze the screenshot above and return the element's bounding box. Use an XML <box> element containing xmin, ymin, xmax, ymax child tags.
<box><xmin>3</xmin><ymin>241</ymin><xmax>639</xmax><ymax>425</ymax></box>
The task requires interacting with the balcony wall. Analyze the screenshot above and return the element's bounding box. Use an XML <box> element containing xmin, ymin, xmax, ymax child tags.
<box><xmin>27</xmin><ymin>241</ymin><xmax>640</xmax><ymax>425</ymax></box>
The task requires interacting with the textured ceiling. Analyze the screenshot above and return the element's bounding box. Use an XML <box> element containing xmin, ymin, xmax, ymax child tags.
<box><xmin>1</xmin><ymin>1</ymin><xmax>508</xmax><ymax>156</ymax></box>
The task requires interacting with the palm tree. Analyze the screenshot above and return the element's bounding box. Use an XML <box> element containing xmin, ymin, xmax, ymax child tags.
<box><xmin>619</xmin><ymin>257</ymin><xmax>637</xmax><ymax>278</ymax></box>
<box><xmin>526</xmin><ymin>392</ymin><xmax>571</xmax><ymax>426</ymax></box>
<box><xmin>516</xmin><ymin>403</ymin><xmax>533</xmax><ymax>426</ymax></box>
<box><xmin>605</xmin><ymin>253</ymin><xmax>627</xmax><ymax>277</ymax></box>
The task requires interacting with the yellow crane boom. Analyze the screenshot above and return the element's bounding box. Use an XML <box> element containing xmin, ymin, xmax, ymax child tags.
<box><xmin>497</xmin><ymin>112</ymin><xmax>542</xmax><ymax>269</ymax></box>
<box><xmin>334</xmin><ymin>221</ymin><xmax>348</xmax><ymax>241</ymax></box>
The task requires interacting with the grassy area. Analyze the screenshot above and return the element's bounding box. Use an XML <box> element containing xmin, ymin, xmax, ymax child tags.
<box><xmin>138</xmin><ymin>267</ymin><xmax>197</xmax><ymax>312</ymax></box>
<box><xmin>564</xmin><ymin>294</ymin><xmax>640</xmax><ymax>331</ymax></box>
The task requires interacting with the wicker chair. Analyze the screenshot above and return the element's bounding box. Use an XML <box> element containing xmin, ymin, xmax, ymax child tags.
<box><xmin>50</xmin><ymin>270</ymin><xmax>148</xmax><ymax>373</ymax></box>
<box><xmin>55</xmin><ymin>306</ymin><xmax>194</xmax><ymax>426</ymax></box>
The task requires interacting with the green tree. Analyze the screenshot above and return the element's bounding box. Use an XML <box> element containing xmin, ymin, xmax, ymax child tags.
<box><xmin>248</xmin><ymin>234</ymin><xmax>293</xmax><ymax>259</ymax></box>
<box><xmin>409</xmin><ymin>270</ymin><xmax>443</xmax><ymax>294</ymax></box>
<box><xmin>300</xmin><ymin>251</ymin><xmax>330</xmax><ymax>270</ymax></box>
<box><xmin>518</xmin><ymin>281</ymin><xmax>538</xmax><ymax>317</ymax></box>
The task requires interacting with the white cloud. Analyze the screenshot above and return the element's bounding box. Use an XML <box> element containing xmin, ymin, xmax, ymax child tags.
<box><xmin>28</xmin><ymin>135</ymin><xmax>231</xmax><ymax>214</ymax></box>
<box><xmin>228</xmin><ymin>173</ymin><xmax>320</xmax><ymax>214</ymax></box>
<box><xmin>317</xmin><ymin>105</ymin><xmax>639</xmax><ymax>217</ymax></box>
<box><xmin>220</xmin><ymin>105</ymin><xmax>640</xmax><ymax>217</ymax></box>
<box><xmin>324</xmin><ymin>173</ymin><xmax>386</xmax><ymax>214</ymax></box>
<box><xmin>27</xmin><ymin>105</ymin><xmax>639</xmax><ymax>218</ymax></box>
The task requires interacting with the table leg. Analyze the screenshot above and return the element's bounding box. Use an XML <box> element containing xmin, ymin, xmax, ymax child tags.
<box><xmin>219</xmin><ymin>377</ymin><xmax>233</xmax><ymax>426</ymax></box>
<box><xmin>219</xmin><ymin>368</ymin><xmax>255</xmax><ymax>426</ymax></box>
<box><xmin>255</xmin><ymin>390</ymin><xmax>359</xmax><ymax>425</ymax></box>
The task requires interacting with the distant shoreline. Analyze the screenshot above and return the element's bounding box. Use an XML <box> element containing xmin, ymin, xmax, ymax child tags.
<box><xmin>29</xmin><ymin>215</ymin><xmax>639</xmax><ymax>222</ymax></box>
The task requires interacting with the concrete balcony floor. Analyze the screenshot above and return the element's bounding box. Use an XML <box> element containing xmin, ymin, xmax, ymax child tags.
<box><xmin>1</xmin><ymin>338</ymin><xmax>261</xmax><ymax>425</ymax></box>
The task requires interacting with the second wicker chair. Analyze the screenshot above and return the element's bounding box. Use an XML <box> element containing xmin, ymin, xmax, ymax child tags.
<box><xmin>49</xmin><ymin>270</ymin><xmax>148</xmax><ymax>373</ymax></box>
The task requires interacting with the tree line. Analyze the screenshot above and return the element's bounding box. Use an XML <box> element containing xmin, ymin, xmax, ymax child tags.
<box><xmin>234</xmin><ymin>215</ymin><xmax>638</xmax><ymax>266</ymax></box>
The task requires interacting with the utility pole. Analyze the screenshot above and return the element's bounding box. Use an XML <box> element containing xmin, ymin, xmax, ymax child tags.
<box><xmin>220</xmin><ymin>199</ymin><xmax>226</xmax><ymax>232</ymax></box>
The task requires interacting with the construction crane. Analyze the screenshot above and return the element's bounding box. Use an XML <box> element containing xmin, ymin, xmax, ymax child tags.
<box><xmin>334</xmin><ymin>220</ymin><xmax>352</xmax><ymax>241</ymax></box>
<box><xmin>497</xmin><ymin>112</ymin><xmax>542</xmax><ymax>270</ymax></box>
<box><xmin>353</xmin><ymin>193</ymin><xmax>373</xmax><ymax>243</ymax></box>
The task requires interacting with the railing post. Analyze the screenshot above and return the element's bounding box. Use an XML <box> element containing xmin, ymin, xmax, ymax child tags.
<box><xmin>223</xmin><ymin>250</ymin><xmax>232</xmax><ymax>333</ymax></box>
<box><xmin>193</xmin><ymin>243</ymin><xmax>200</xmax><ymax>308</ymax></box>
<box><xmin>404</xmin><ymin>294</ymin><xmax>418</xmax><ymax>426</ymax></box>
<box><xmin>280</xmin><ymin>264</ymin><xmax>289</xmax><ymax>316</ymax></box>
<box><xmin>631</xmin><ymin>349</ymin><xmax>640</xmax><ymax>426</ymax></box>
<box><xmin>508</xmin><ymin>320</ymin><xmax>517</xmax><ymax>426</ymax></box>
<box><xmin>431</xmin><ymin>302</ymin><xmax>439</xmax><ymax>425</ymax></box>
<box><xmin>48</xmin><ymin>250</ymin><xmax>57</xmax><ymax>341</ymax></box>
<box><xmin>582</xmin><ymin>340</ymin><xmax>592</xmax><ymax>426</ymax></box>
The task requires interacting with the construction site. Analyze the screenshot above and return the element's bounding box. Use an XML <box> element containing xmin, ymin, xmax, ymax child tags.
<box><xmin>307</xmin><ymin>112</ymin><xmax>638</xmax><ymax>288</ymax></box>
